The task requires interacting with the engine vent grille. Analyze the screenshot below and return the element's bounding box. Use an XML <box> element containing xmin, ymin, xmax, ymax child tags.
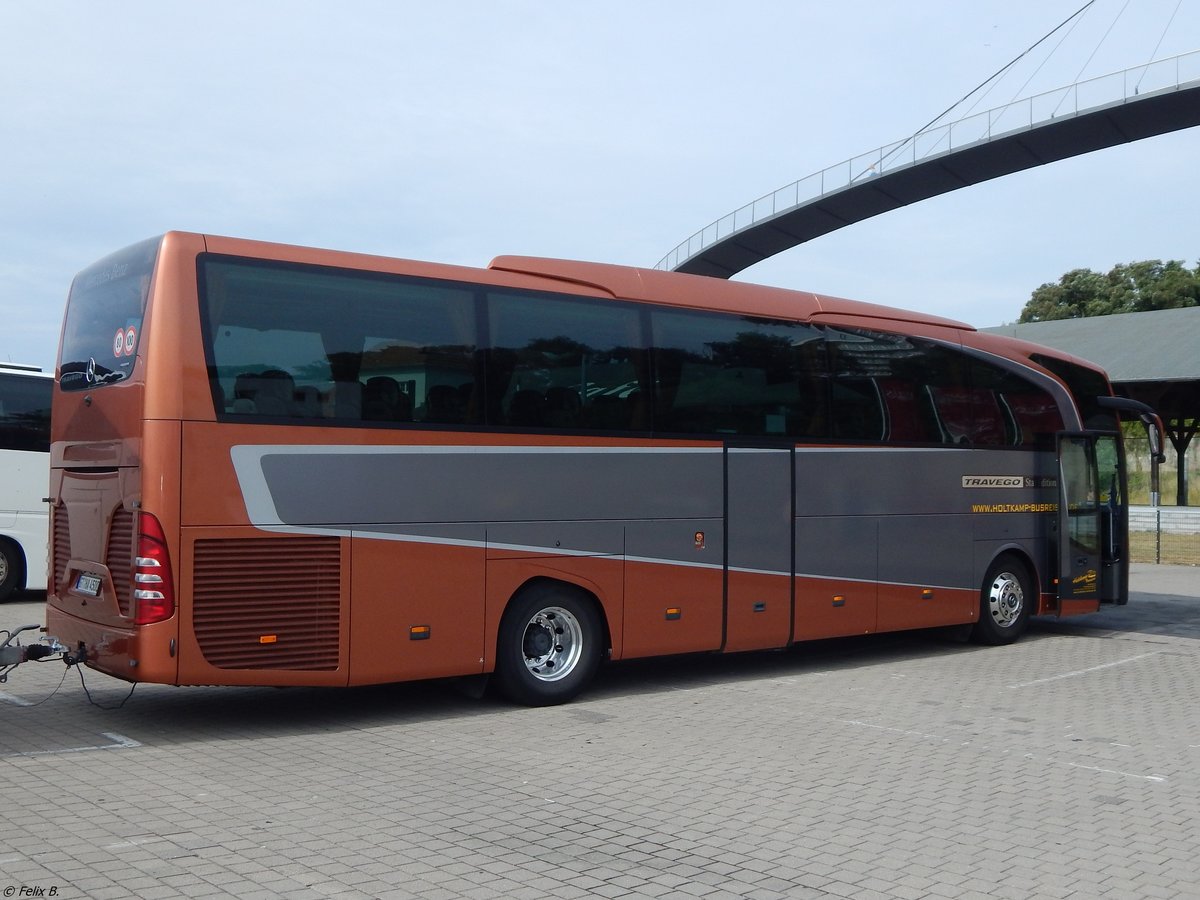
<box><xmin>51</xmin><ymin>505</ymin><xmax>70</xmax><ymax>591</ymax></box>
<box><xmin>193</xmin><ymin>536</ymin><xmax>341</xmax><ymax>670</ymax></box>
<box><xmin>106</xmin><ymin>509</ymin><xmax>135</xmax><ymax>618</ymax></box>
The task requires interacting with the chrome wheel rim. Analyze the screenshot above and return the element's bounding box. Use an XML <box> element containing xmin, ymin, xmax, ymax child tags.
<box><xmin>0</xmin><ymin>553</ymin><xmax>8</xmax><ymax>584</ymax></box>
<box><xmin>987</xmin><ymin>571</ymin><xmax>1025</xmax><ymax>628</ymax></box>
<box><xmin>521</xmin><ymin>605</ymin><xmax>584</xmax><ymax>682</ymax></box>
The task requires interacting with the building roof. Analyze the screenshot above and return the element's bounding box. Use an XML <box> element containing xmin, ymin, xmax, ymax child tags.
<box><xmin>983</xmin><ymin>306</ymin><xmax>1200</xmax><ymax>384</ymax></box>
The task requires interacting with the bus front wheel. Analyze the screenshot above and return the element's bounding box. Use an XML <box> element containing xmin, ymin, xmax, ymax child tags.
<box><xmin>494</xmin><ymin>583</ymin><xmax>603</xmax><ymax>706</ymax></box>
<box><xmin>972</xmin><ymin>555</ymin><xmax>1032</xmax><ymax>645</ymax></box>
<box><xmin>0</xmin><ymin>539</ymin><xmax>24</xmax><ymax>603</ymax></box>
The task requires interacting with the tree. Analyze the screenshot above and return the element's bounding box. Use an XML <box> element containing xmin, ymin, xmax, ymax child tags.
<box><xmin>1018</xmin><ymin>259</ymin><xmax>1200</xmax><ymax>322</ymax></box>
<box><xmin>1106</xmin><ymin>260</ymin><xmax>1200</xmax><ymax>314</ymax></box>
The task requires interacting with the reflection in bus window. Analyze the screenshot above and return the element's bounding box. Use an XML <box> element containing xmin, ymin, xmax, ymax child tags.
<box><xmin>650</xmin><ymin>310</ymin><xmax>827</xmax><ymax>437</ymax></box>
<box><xmin>200</xmin><ymin>257</ymin><xmax>478</xmax><ymax>424</ymax></box>
<box><xmin>197</xmin><ymin>257</ymin><xmax>1076</xmax><ymax>451</ymax></box>
<box><xmin>487</xmin><ymin>291</ymin><xmax>646</xmax><ymax>431</ymax></box>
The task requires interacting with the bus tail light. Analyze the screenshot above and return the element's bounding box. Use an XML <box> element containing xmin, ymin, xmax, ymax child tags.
<box><xmin>133</xmin><ymin>512</ymin><xmax>176</xmax><ymax>625</ymax></box>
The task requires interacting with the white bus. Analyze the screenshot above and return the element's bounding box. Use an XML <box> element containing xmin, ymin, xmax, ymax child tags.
<box><xmin>0</xmin><ymin>363</ymin><xmax>51</xmax><ymax>601</ymax></box>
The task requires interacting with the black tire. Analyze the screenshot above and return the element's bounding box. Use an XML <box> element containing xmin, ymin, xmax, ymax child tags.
<box><xmin>494</xmin><ymin>583</ymin><xmax>603</xmax><ymax>706</ymax></box>
<box><xmin>972</xmin><ymin>554</ymin><xmax>1033</xmax><ymax>646</ymax></box>
<box><xmin>0</xmin><ymin>539</ymin><xmax>25</xmax><ymax>603</ymax></box>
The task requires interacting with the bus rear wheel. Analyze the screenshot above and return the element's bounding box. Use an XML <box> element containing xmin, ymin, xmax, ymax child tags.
<box><xmin>0</xmin><ymin>539</ymin><xmax>24</xmax><ymax>603</ymax></box>
<box><xmin>494</xmin><ymin>583</ymin><xmax>602</xmax><ymax>706</ymax></box>
<box><xmin>972</xmin><ymin>554</ymin><xmax>1032</xmax><ymax>645</ymax></box>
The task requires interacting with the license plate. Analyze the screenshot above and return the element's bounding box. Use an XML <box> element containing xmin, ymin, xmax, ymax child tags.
<box><xmin>75</xmin><ymin>573</ymin><xmax>103</xmax><ymax>596</ymax></box>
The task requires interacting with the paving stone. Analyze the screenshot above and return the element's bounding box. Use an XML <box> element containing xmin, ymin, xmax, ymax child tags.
<box><xmin>1</xmin><ymin>567</ymin><xmax>1198</xmax><ymax>899</ymax></box>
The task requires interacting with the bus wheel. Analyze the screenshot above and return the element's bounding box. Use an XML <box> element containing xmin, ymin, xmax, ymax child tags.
<box><xmin>0</xmin><ymin>540</ymin><xmax>24</xmax><ymax>603</ymax></box>
<box><xmin>494</xmin><ymin>584</ymin><xmax>602</xmax><ymax>706</ymax></box>
<box><xmin>972</xmin><ymin>555</ymin><xmax>1032</xmax><ymax>646</ymax></box>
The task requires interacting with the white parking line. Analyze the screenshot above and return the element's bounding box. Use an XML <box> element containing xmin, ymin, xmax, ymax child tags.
<box><xmin>2</xmin><ymin>732</ymin><xmax>141</xmax><ymax>759</ymax></box>
<box><xmin>0</xmin><ymin>690</ymin><xmax>34</xmax><ymax>707</ymax></box>
<box><xmin>1007</xmin><ymin>651</ymin><xmax>1163</xmax><ymax>688</ymax></box>
<box><xmin>1067</xmin><ymin>762</ymin><xmax>1167</xmax><ymax>783</ymax></box>
<box><xmin>842</xmin><ymin>719</ymin><xmax>1170</xmax><ymax>783</ymax></box>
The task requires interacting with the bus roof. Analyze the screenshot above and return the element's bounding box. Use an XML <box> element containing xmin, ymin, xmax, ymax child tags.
<box><xmin>490</xmin><ymin>255</ymin><xmax>975</xmax><ymax>332</ymax></box>
<box><xmin>186</xmin><ymin>232</ymin><xmax>973</xmax><ymax>334</ymax></box>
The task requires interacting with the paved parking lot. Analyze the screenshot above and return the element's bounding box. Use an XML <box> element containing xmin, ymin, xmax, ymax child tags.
<box><xmin>2</xmin><ymin>564</ymin><xmax>1198</xmax><ymax>899</ymax></box>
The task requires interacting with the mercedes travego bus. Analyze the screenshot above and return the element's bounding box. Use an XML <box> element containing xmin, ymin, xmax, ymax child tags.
<box><xmin>45</xmin><ymin>232</ymin><xmax>1164</xmax><ymax>704</ymax></box>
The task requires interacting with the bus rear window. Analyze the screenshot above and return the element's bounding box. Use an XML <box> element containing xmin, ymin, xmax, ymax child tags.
<box><xmin>59</xmin><ymin>237</ymin><xmax>160</xmax><ymax>391</ymax></box>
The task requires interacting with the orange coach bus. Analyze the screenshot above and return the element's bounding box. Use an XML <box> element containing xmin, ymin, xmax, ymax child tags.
<box><xmin>45</xmin><ymin>231</ymin><xmax>1163</xmax><ymax>704</ymax></box>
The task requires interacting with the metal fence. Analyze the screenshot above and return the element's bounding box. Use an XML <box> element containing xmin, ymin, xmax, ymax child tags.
<box><xmin>1129</xmin><ymin>506</ymin><xmax>1200</xmax><ymax>565</ymax></box>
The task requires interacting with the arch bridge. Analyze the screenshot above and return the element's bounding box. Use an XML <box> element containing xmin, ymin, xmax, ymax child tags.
<box><xmin>657</xmin><ymin>50</ymin><xmax>1200</xmax><ymax>278</ymax></box>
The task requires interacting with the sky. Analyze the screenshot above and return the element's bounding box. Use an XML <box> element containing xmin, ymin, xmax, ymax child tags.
<box><xmin>2</xmin><ymin>1</ymin><xmax>1198</xmax><ymax>371</ymax></box>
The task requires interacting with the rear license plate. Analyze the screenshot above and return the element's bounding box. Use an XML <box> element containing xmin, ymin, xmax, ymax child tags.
<box><xmin>75</xmin><ymin>573</ymin><xmax>102</xmax><ymax>596</ymax></box>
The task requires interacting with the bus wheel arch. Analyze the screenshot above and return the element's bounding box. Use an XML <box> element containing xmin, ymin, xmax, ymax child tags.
<box><xmin>972</xmin><ymin>551</ymin><xmax>1034</xmax><ymax>645</ymax></box>
<box><xmin>493</xmin><ymin>578</ymin><xmax>607</xmax><ymax>706</ymax></box>
<box><xmin>0</xmin><ymin>537</ymin><xmax>26</xmax><ymax>602</ymax></box>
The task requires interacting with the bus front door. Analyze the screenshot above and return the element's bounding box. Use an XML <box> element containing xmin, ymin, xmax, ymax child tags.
<box><xmin>1057</xmin><ymin>433</ymin><xmax>1109</xmax><ymax>616</ymax></box>
<box><xmin>724</xmin><ymin>445</ymin><xmax>793</xmax><ymax>652</ymax></box>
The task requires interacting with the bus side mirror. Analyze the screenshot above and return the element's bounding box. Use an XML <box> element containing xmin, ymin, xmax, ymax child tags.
<box><xmin>1146</xmin><ymin>420</ymin><xmax>1165</xmax><ymax>464</ymax></box>
<box><xmin>1096</xmin><ymin>397</ymin><xmax>1166</xmax><ymax>465</ymax></box>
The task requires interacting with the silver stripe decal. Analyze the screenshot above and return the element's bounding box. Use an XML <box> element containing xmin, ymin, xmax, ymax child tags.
<box><xmin>231</xmin><ymin>444</ymin><xmax>728</xmax><ymax>570</ymax></box>
<box><xmin>233</xmin><ymin>443</ymin><xmax>723</xmax><ymax>458</ymax></box>
<box><xmin>796</xmin><ymin>572</ymin><xmax>969</xmax><ymax>592</ymax></box>
<box><xmin>229</xmin><ymin>444</ymin><xmax>983</xmax><ymax>587</ymax></box>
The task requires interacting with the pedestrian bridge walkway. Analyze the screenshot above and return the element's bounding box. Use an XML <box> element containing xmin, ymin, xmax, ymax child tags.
<box><xmin>657</xmin><ymin>50</ymin><xmax>1200</xmax><ymax>278</ymax></box>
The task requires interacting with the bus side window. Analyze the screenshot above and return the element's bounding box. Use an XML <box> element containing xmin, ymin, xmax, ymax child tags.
<box><xmin>487</xmin><ymin>288</ymin><xmax>645</xmax><ymax>432</ymax></box>
<box><xmin>1001</xmin><ymin>391</ymin><xmax>1064</xmax><ymax>447</ymax></box>
<box><xmin>650</xmin><ymin>309</ymin><xmax>822</xmax><ymax>438</ymax></box>
<box><xmin>970</xmin><ymin>359</ymin><xmax>1065</xmax><ymax>448</ymax></box>
<box><xmin>201</xmin><ymin>257</ymin><xmax>478</xmax><ymax>427</ymax></box>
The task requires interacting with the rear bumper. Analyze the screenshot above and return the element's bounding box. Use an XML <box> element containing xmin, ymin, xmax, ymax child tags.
<box><xmin>45</xmin><ymin>605</ymin><xmax>178</xmax><ymax>684</ymax></box>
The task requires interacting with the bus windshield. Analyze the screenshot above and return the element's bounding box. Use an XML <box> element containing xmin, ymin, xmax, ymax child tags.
<box><xmin>59</xmin><ymin>237</ymin><xmax>160</xmax><ymax>391</ymax></box>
